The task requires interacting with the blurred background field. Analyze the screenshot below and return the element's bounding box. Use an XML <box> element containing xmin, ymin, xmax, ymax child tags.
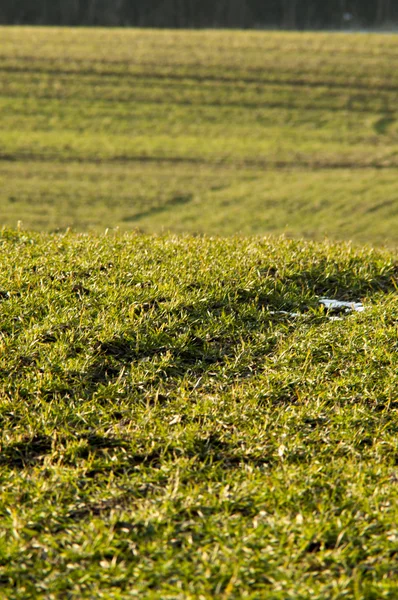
<box><xmin>1</xmin><ymin>27</ymin><xmax>398</xmax><ymax>243</ymax></box>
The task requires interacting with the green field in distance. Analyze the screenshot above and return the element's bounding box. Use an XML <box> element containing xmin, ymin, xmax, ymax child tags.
<box><xmin>1</xmin><ymin>27</ymin><xmax>398</xmax><ymax>243</ymax></box>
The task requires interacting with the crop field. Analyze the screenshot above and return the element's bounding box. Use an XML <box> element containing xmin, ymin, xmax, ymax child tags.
<box><xmin>1</xmin><ymin>27</ymin><xmax>398</xmax><ymax>243</ymax></box>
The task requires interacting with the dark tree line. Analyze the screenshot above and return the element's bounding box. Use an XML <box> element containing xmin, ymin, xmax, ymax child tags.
<box><xmin>0</xmin><ymin>0</ymin><xmax>397</xmax><ymax>29</ymax></box>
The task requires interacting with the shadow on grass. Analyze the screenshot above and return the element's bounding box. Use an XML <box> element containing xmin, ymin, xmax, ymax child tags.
<box><xmin>20</xmin><ymin>259</ymin><xmax>398</xmax><ymax>407</ymax></box>
<box><xmin>0</xmin><ymin>435</ymin><xmax>53</xmax><ymax>469</ymax></box>
<box><xmin>123</xmin><ymin>194</ymin><xmax>193</xmax><ymax>222</ymax></box>
<box><xmin>0</xmin><ymin>433</ymin><xmax>126</xmax><ymax>469</ymax></box>
<box><xmin>0</xmin><ymin>431</ymin><xmax>272</xmax><ymax>472</ymax></box>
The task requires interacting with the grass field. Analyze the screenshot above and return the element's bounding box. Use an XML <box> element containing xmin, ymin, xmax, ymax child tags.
<box><xmin>0</xmin><ymin>229</ymin><xmax>398</xmax><ymax>598</ymax></box>
<box><xmin>1</xmin><ymin>28</ymin><xmax>398</xmax><ymax>598</ymax></box>
<box><xmin>1</xmin><ymin>27</ymin><xmax>398</xmax><ymax>243</ymax></box>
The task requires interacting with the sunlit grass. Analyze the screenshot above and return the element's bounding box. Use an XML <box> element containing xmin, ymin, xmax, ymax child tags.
<box><xmin>0</xmin><ymin>229</ymin><xmax>398</xmax><ymax>598</ymax></box>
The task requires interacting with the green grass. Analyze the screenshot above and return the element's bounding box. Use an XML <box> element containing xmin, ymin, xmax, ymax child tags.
<box><xmin>1</xmin><ymin>28</ymin><xmax>398</xmax><ymax>598</ymax></box>
<box><xmin>1</xmin><ymin>228</ymin><xmax>398</xmax><ymax>598</ymax></box>
<box><xmin>1</xmin><ymin>27</ymin><xmax>398</xmax><ymax>243</ymax></box>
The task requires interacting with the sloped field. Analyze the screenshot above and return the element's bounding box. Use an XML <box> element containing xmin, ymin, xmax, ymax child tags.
<box><xmin>1</xmin><ymin>28</ymin><xmax>398</xmax><ymax>243</ymax></box>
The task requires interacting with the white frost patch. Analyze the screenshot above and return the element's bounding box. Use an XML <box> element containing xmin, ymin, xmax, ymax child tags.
<box><xmin>269</xmin><ymin>298</ymin><xmax>365</xmax><ymax>320</ymax></box>
<box><xmin>270</xmin><ymin>310</ymin><xmax>301</xmax><ymax>317</ymax></box>
<box><xmin>319</xmin><ymin>298</ymin><xmax>365</xmax><ymax>313</ymax></box>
